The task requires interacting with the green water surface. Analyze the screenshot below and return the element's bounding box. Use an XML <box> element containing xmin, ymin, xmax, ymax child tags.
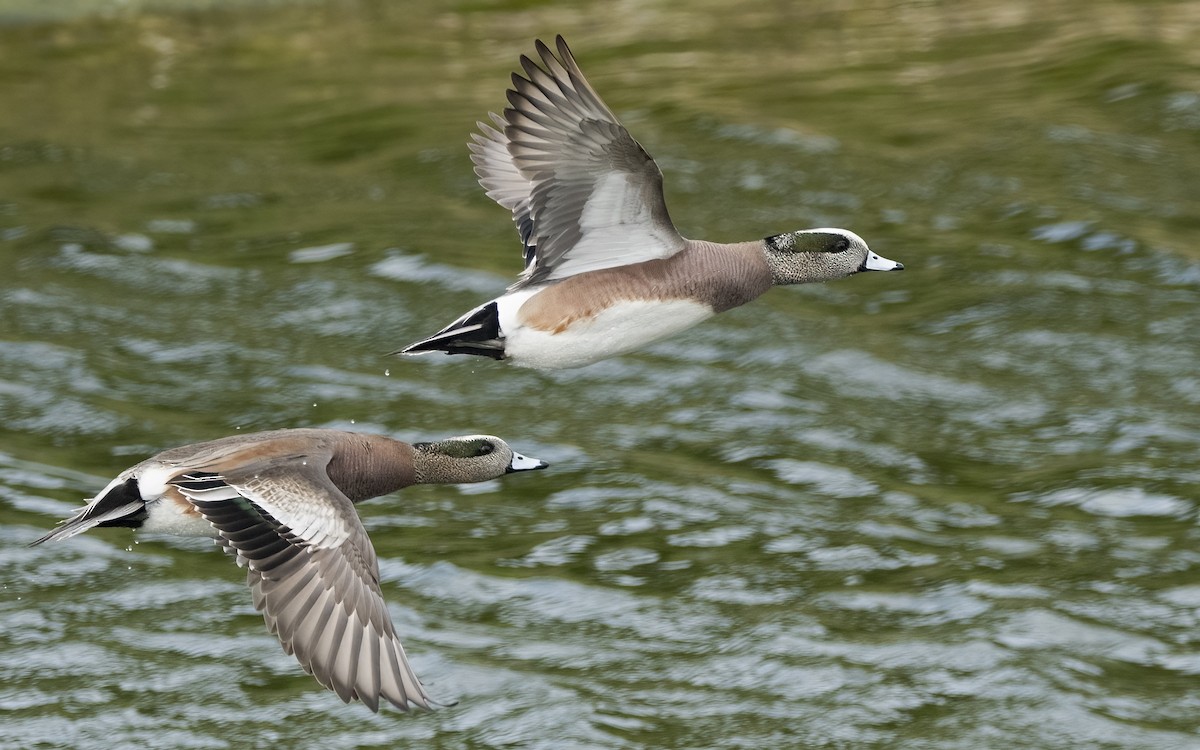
<box><xmin>1</xmin><ymin>2</ymin><xmax>1198</xmax><ymax>748</ymax></box>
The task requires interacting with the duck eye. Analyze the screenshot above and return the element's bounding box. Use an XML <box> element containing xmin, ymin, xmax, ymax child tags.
<box><xmin>832</xmin><ymin>239</ymin><xmax>850</xmax><ymax>253</ymax></box>
<box><xmin>474</xmin><ymin>442</ymin><xmax>496</xmax><ymax>457</ymax></box>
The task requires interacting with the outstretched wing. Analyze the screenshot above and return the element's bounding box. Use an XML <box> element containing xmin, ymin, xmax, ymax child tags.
<box><xmin>475</xmin><ymin>36</ymin><xmax>686</xmax><ymax>289</ymax></box>
<box><xmin>175</xmin><ymin>464</ymin><xmax>432</xmax><ymax>712</ymax></box>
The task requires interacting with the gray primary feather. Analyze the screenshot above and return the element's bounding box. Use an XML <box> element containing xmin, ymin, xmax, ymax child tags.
<box><xmin>470</xmin><ymin>113</ymin><xmax>537</xmax><ymax>266</ymax></box>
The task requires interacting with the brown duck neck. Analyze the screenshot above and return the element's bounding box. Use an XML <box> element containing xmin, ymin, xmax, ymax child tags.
<box><xmin>325</xmin><ymin>434</ymin><xmax>418</xmax><ymax>503</ymax></box>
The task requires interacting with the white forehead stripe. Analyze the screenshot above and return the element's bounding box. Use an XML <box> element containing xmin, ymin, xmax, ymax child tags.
<box><xmin>801</xmin><ymin>227</ymin><xmax>868</xmax><ymax>246</ymax></box>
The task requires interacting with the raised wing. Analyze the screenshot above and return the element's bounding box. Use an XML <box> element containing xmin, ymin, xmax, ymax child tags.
<box><xmin>470</xmin><ymin>112</ymin><xmax>537</xmax><ymax>268</ymax></box>
<box><xmin>176</xmin><ymin>466</ymin><xmax>432</xmax><ymax>712</ymax></box>
<box><xmin>478</xmin><ymin>36</ymin><xmax>687</xmax><ymax>289</ymax></box>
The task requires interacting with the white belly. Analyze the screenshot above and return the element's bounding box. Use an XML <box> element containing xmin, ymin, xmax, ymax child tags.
<box><xmin>137</xmin><ymin>465</ymin><xmax>217</xmax><ymax>537</ymax></box>
<box><xmin>139</xmin><ymin>497</ymin><xmax>217</xmax><ymax>536</ymax></box>
<box><xmin>504</xmin><ymin>298</ymin><xmax>715</xmax><ymax>370</ymax></box>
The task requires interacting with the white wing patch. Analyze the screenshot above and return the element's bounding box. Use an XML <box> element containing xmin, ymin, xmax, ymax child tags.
<box><xmin>534</xmin><ymin>172</ymin><xmax>681</xmax><ymax>281</ymax></box>
<box><xmin>487</xmin><ymin>37</ymin><xmax>686</xmax><ymax>289</ymax></box>
<box><xmin>236</xmin><ymin>472</ymin><xmax>353</xmax><ymax>551</ymax></box>
<box><xmin>174</xmin><ymin>470</ymin><xmax>353</xmax><ymax>551</ymax></box>
<box><xmin>579</xmin><ymin>173</ymin><xmax>653</xmax><ymax>230</ymax></box>
<box><xmin>136</xmin><ymin>463</ymin><xmax>181</xmax><ymax>501</ymax></box>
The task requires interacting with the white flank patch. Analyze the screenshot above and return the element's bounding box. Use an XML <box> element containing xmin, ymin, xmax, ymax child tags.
<box><xmin>136</xmin><ymin>464</ymin><xmax>178</xmax><ymax>501</ymax></box>
<box><xmin>495</xmin><ymin>287</ymin><xmax>543</xmax><ymax>335</ymax></box>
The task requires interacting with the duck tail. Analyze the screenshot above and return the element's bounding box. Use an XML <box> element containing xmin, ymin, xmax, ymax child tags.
<box><xmin>29</xmin><ymin>477</ymin><xmax>146</xmax><ymax>546</ymax></box>
<box><xmin>395</xmin><ymin>301</ymin><xmax>506</xmax><ymax>360</ymax></box>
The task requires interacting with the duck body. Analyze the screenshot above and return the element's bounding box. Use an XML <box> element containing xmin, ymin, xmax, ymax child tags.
<box><xmin>32</xmin><ymin>428</ymin><xmax>547</xmax><ymax>712</ymax></box>
<box><xmin>399</xmin><ymin>37</ymin><xmax>903</xmax><ymax>370</ymax></box>
<box><xmin>426</xmin><ymin>240</ymin><xmax>773</xmax><ymax>369</ymax></box>
<box><xmin>42</xmin><ymin>429</ymin><xmax>420</xmax><ymax>540</ymax></box>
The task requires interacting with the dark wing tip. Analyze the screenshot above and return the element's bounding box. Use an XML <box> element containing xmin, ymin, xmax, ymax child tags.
<box><xmin>517</xmin><ymin>53</ymin><xmax>541</xmax><ymax>82</ymax></box>
<box><xmin>28</xmin><ymin>527</ymin><xmax>59</xmax><ymax>547</ymax></box>
<box><xmin>554</xmin><ymin>35</ymin><xmax>572</xmax><ymax>60</ymax></box>
<box><xmin>392</xmin><ymin>341</ymin><xmax>432</xmax><ymax>356</ymax></box>
<box><xmin>533</xmin><ymin>37</ymin><xmax>554</xmax><ymax>61</ymax></box>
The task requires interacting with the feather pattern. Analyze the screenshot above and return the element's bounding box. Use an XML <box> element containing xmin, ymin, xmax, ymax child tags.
<box><xmin>469</xmin><ymin>113</ymin><xmax>537</xmax><ymax>266</ymax></box>
<box><xmin>476</xmin><ymin>35</ymin><xmax>686</xmax><ymax>288</ymax></box>
<box><xmin>400</xmin><ymin>37</ymin><xmax>902</xmax><ymax>370</ymax></box>
<box><xmin>180</xmin><ymin>464</ymin><xmax>432</xmax><ymax>712</ymax></box>
<box><xmin>30</xmin><ymin>428</ymin><xmax>547</xmax><ymax>712</ymax></box>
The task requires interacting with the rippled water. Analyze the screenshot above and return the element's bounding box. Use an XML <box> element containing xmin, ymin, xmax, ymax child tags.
<box><xmin>2</xmin><ymin>2</ymin><xmax>1199</xmax><ymax>748</ymax></box>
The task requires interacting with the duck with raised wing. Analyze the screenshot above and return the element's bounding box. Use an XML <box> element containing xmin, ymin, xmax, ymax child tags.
<box><xmin>399</xmin><ymin>36</ymin><xmax>903</xmax><ymax>370</ymax></box>
<box><xmin>31</xmin><ymin>428</ymin><xmax>548</xmax><ymax>712</ymax></box>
